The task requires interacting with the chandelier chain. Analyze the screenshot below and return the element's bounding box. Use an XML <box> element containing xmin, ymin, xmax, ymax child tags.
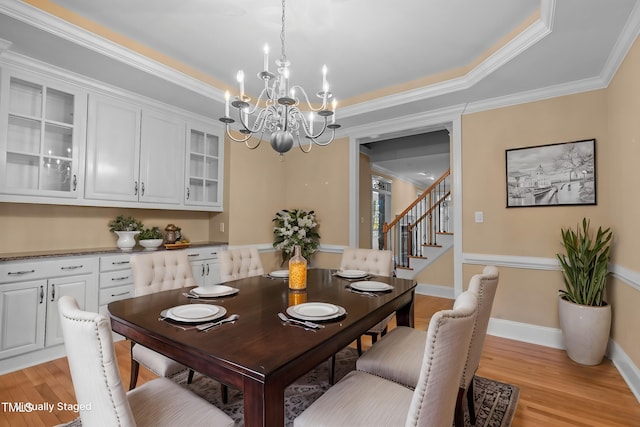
<box><xmin>280</xmin><ymin>0</ymin><xmax>287</xmax><ymax>61</ymax></box>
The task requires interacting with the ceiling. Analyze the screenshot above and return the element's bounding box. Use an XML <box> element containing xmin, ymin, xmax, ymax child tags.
<box><xmin>0</xmin><ymin>0</ymin><xmax>638</xmax><ymax>185</ymax></box>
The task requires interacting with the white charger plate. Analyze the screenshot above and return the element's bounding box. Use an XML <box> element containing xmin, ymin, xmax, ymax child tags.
<box><xmin>191</xmin><ymin>285</ymin><xmax>239</xmax><ymax>298</ymax></box>
<box><xmin>335</xmin><ymin>269</ymin><xmax>368</xmax><ymax>279</ymax></box>
<box><xmin>165</xmin><ymin>304</ymin><xmax>226</xmax><ymax>323</ymax></box>
<box><xmin>287</xmin><ymin>303</ymin><xmax>346</xmax><ymax>321</ymax></box>
<box><xmin>269</xmin><ymin>270</ymin><xmax>290</xmax><ymax>278</ymax></box>
<box><xmin>350</xmin><ymin>281</ymin><xmax>394</xmax><ymax>292</ymax></box>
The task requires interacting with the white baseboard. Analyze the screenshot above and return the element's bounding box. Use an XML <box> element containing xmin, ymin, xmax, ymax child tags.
<box><xmin>415</xmin><ymin>283</ymin><xmax>455</xmax><ymax>299</ymax></box>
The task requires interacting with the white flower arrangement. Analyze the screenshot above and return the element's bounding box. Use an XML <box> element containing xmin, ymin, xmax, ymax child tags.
<box><xmin>272</xmin><ymin>209</ymin><xmax>320</xmax><ymax>263</ymax></box>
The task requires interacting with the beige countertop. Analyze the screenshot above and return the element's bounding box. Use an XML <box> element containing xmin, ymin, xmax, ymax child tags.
<box><xmin>0</xmin><ymin>241</ymin><xmax>228</xmax><ymax>262</ymax></box>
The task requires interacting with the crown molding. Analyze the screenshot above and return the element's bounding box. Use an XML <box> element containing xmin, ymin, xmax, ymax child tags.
<box><xmin>0</xmin><ymin>37</ymin><xmax>11</xmax><ymax>54</ymax></box>
<box><xmin>339</xmin><ymin>0</ymin><xmax>556</xmax><ymax>120</ymax></box>
<box><xmin>0</xmin><ymin>0</ymin><xmax>225</xmax><ymax>102</ymax></box>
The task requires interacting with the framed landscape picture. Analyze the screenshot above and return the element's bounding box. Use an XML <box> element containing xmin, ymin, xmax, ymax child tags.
<box><xmin>506</xmin><ymin>139</ymin><xmax>596</xmax><ymax>207</ymax></box>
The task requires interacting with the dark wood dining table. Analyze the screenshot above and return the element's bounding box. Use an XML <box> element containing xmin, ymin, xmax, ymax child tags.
<box><xmin>108</xmin><ymin>268</ymin><xmax>416</xmax><ymax>426</ymax></box>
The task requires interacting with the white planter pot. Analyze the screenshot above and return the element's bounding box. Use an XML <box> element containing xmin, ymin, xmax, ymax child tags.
<box><xmin>139</xmin><ymin>239</ymin><xmax>163</xmax><ymax>250</ymax></box>
<box><xmin>558</xmin><ymin>297</ymin><xmax>611</xmax><ymax>365</ymax></box>
<box><xmin>114</xmin><ymin>231</ymin><xmax>140</xmax><ymax>251</ymax></box>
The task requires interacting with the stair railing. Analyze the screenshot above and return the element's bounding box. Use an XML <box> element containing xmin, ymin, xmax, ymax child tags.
<box><xmin>383</xmin><ymin>169</ymin><xmax>451</xmax><ymax>269</ymax></box>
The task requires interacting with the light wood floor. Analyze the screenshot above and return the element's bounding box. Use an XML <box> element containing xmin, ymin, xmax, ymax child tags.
<box><xmin>1</xmin><ymin>294</ymin><xmax>639</xmax><ymax>426</ymax></box>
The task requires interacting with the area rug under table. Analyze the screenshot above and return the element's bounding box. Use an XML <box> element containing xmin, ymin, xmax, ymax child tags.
<box><xmin>174</xmin><ymin>347</ymin><xmax>519</xmax><ymax>427</ymax></box>
<box><xmin>61</xmin><ymin>347</ymin><xmax>518</xmax><ymax>427</ymax></box>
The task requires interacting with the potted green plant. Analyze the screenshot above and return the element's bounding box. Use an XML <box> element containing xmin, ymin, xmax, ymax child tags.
<box><xmin>108</xmin><ymin>215</ymin><xmax>143</xmax><ymax>251</ymax></box>
<box><xmin>556</xmin><ymin>218</ymin><xmax>613</xmax><ymax>365</ymax></box>
<box><xmin>138</xmin><ymin>226</ymin><xmax>164</xmax><ymax>250</ymax></box>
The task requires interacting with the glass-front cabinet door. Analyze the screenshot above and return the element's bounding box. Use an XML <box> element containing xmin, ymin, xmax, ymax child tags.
<box><xmin>0</xmin><ymin>70</ymin><xmax>85</xmax><ymax>199</ymax></box>
<box><xmin>185</xmin><ymin>121</ymin><xmax>223</xmax><ymax>210</ymax></box>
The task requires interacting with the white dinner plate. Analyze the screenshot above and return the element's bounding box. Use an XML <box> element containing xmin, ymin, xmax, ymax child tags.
<box><xmin>165</xmin><ymin>304</ymin><xmax>226</xmax><ymax>323</ymax></box>
<box><xmin>269</xmin><ymin>270</ymin><xmax>290</xmax><ymax>278</ymax></box>
<box><xmin>190</xmin><ymin>285</ymin><xmax>239</xmax><ymax>298</ymax></box>
<box><xmin>293</xmin><ymin>302</ymin><xmax>339</xmax><ymax>318</ymax></box>
<box><xmin>287</xmin><ymin>304</ymin><xmax>346</xmax><ymax>321</ymax></box>
<box><xmin>335</xmin><ymin>269</ymin><xmax>368</xmax><ymax>279</ymax></box>
<box><xmin>350</xmin><ymin>281</ymin><xmax>394</xmax><ymax>292</ymax></box>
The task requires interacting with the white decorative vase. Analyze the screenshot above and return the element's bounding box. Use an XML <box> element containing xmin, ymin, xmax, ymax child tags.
<box><xmin>114</xmin><ymin>231</ymin><xmax>140</xmax><ymax>251</ymax></box>
<box><xmin>558</xmin><ymin>297</ymin><xmax>611</xmax><ymax>365</ymax></box>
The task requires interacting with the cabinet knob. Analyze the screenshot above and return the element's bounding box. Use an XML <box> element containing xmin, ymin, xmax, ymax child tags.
<box><xmin>134</xmin><ymin>181</ymin><xmax>138</xmax><ymax>195</ymax></box>
<box><xmin>141</xmin><ymin>182</ymin><xmax>145</xmax><ymax>196</ymax></box>
<box><xmin>186</xmin><ymin>187</ymin><xmax>190</xmax><ymax>200</ymax></box>
<box><xmin>72</xmin><ymin>174</ymin><xmax>77</xmax><ymax>191</ymax></box>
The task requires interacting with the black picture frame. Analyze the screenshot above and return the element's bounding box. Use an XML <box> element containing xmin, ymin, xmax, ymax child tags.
<box><xmin>506</xmin><ymin>139</ymin><xmax>596</xmax><ymax>207</ymax></box>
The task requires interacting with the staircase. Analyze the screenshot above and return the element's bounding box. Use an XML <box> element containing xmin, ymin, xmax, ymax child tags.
<box><xmin>383</xmin><ymin>169</ymin><xmax>453</xmax><ymax>280</ymax></box>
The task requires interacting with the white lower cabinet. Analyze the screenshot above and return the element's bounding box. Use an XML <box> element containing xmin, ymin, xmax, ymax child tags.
<box><xmin>0</xmin><ymin>246</ymin><xmax>226</xmax><ymax>370</ymax></box>
<box><xmin>98</xmin><ymin>254</ymin><xmax>134</xmax><ymax>338</ymax></box>
<box><xmin>186</xmin><ymin>246</ymin><xmax>224</xmax><ymax>287</ymax></box>
<box><xmin>0</xmin><ymin>279</ymin><xmax>45</xmax><ymax>359</ymax></box>
<box><xmin>0</xmin><ymin>257</ymin><xmax>98</xmax><ymax>361</ymax></box>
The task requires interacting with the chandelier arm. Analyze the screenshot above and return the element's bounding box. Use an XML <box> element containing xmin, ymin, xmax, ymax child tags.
<box><xmin>290</xmin><ymin>85</ymin><xmax>327</xmax><ymax>112</ymax></box>
<box><xmin>244</xmin><ymin>131</ymin><xmax>265</xmax><ymax>150</ymax></box>
<box><xmin>296</xmin><ymin>132</ymin><xmax>313</xmax><ymax>153</ymax></box>
<box><xmin>310</xmin><ymin>128</ymin><xmax>336</xmax><ymax>146</ymax></box>
<box><xmin>224</xmin><ymin>124</ymin><xmax>257</xmax><ymax>143</ymax></box>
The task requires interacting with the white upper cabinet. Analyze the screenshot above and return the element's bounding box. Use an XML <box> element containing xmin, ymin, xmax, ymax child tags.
<box><xmin>0</xmin><ymin>69</ymin><xmax>86</xmax><ymax>199</ymax></box>
<box><xmin>85</xmin><ymin>93</ymin><xmax>186</xmax><ymax>206</ymax></box>
<box><xmin>185</xmin><ymin>121</ymin><xmax>223</xmax><ymax>209</ymax></box>
<box><xmin>140</xmin><ymin>109</ymin><xmax>185</xmax><ymax>205</ymax></box>
<box><xmin>85</xmin><ymin>93</ymin><xmax>141</xmax><ymax>202</ymax></box>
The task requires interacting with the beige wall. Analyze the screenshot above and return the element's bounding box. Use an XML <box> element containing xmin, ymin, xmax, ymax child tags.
<box><xmin>0</xmin><ymin>204</ymin><xmax>211</xmax><ymax>254</ymax></box>
<box><xmin>604</xmin><ymin>34</ymin><xmax>640</xmax><ymax>366</ymax></box>
<box><xmin>460</xmin><ymin>35</ymin><xmax>640</xmax><ymax>367</ymax></box>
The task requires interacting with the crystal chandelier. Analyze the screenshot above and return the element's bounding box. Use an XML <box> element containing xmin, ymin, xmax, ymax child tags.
<box><xmin>219</xmin><ymin>0</ymin><xmax>341</xmax><ymax>155</ymax></box>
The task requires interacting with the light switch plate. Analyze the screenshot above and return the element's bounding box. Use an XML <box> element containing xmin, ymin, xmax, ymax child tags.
<box><xmin>475</xmin><ymin>211</ymin><xmax>484</xmax><ymax>223</ymax></box>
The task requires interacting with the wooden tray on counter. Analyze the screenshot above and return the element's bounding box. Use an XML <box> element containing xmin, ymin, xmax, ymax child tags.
<box><xmin>164</xmin><ymin>242</ymin><xmax>191</xmax><ymax>250</ymax></box>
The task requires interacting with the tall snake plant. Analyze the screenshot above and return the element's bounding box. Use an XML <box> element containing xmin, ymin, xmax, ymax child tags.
<box><xmin>557</xmin><ymin>218</ymin><xmax>612</xmax><ymax>306</ymax></box>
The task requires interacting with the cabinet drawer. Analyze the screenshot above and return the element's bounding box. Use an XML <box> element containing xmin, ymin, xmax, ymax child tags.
<box><xmin>99</xmin><ymin>284</ymin><xmax>134</xmax><ymax>306</ymax></box>
<box><xmin>0</xmin><ymin>257</ymin><xmax>96</xmax><ymax>284</ymax></box>
<box><xmin>100</xmin><ymin>269</ymin><xmax>133</xmax><ymax>289</ymax></box>
<box><xmin>184</xmin><ymin>246</ymin><xmax>224</xmax><ymax>262</ymax></box>
<box><xmin>100</xmin><ymin>254</ymin><xmax>132</xmax><ymax>272</ymax></box>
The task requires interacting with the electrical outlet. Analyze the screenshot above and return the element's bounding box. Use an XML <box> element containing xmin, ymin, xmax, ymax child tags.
<box><xmin>474</xmin><ymin>211</ymin><xmax>484</xmax><ymax>223</ymax></box>
<box><xmin>219</xmin><ymin>222</ymin><xmax>225</xmax><ymax>233</ymax></box>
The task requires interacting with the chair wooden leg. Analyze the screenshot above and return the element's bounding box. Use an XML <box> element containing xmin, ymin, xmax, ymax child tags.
<box><xmin>328</xmin><ymin>356</ymin><xmax>336</xmax><ymax>385</ymax></box>
<box><xmin>129</xmin><ymin>341</ymin><xmax>139</xmax><ymax>390</ymax></box>
<box><xmin>454</xmin><ymin>387</ymin><xmax>465</xmax><ymax>427</ymax></box>
<box><xmin>221</xmin><ymin>384</ymin><xmax>229</xmax><ymax>404</ymax></box>
<box><xmin>357</xmin><ymin>337</ymin><xmax>363</xmax><ymax>355</ymax></box>
<box><xmin>129</xmin><ymin>359</ymin><xmax>140</xmax><ymax>390</ymax></box>
<box><xmin>467</xmin><ymin>377</ymin><xmax>477</xmax><ymax>425</ymax></box>
<box><xmin>187</xmin><ymin>369</ymin><xmax>195</xmax><ymax>384</ymax></box>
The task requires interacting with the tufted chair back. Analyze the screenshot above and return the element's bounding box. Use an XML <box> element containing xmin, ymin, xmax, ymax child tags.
<box><xmin>218</xmin><ymin>248</ymin><xmax>265</xmax><ymax>282</ymax></box>
<box><xmin>339</xmin><ymin>247</ymin><xmax>394</xmax><ymax>276</ymax></box>
<box><xmin>407</xmin><ymin>290</ymin><xmax>478</xmax><ymax>427</ymax></box>
<box><xmin>131</xmin><ymin>251</ymin><xmax>197</xmax><ymax>296</ymax></box>
<box><xmin>460</xmin><ymin>265</ymin><xmax>500</xmax><ymax>390</ymax></box>
<box><xmin>58</xmin><ymin>295</ymin><xmax>136</xmax><ymax>426</ymax></box>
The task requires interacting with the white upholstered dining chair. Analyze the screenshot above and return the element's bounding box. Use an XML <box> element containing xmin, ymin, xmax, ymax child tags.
<box><xmin>129</xmin><ymin>250</ymin><xmax>197</xmax><ymax>390</ymax></box>
<box><xmin>294</xmin><ymin>290</ymin><xmax>478</xmax><ymax>427</ymax></box>
<box><xmin>57</xmin><ymin>296</ymin><xmax>234</xmax><ymax>427</ymax></box>
<box><xmin>339</xmin><ymin>247</ymin><xmax>395</xmax><ymax>354</ymax></box>
<box><xmin>218</xmin><ymin>247</ymin><xmax>264</xmax><ymax>281</ymax></box>
<box><xmin>356</xmin><ymin>265</ymin><xmax>500</xmax><ymax>427</ymax></box>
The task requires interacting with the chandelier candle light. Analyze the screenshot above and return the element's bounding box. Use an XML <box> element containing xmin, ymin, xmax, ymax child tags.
<box><xmin>219</xmin><ymin>0</ymin><xmax>341</xmax><ymax>155</ymax></box>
